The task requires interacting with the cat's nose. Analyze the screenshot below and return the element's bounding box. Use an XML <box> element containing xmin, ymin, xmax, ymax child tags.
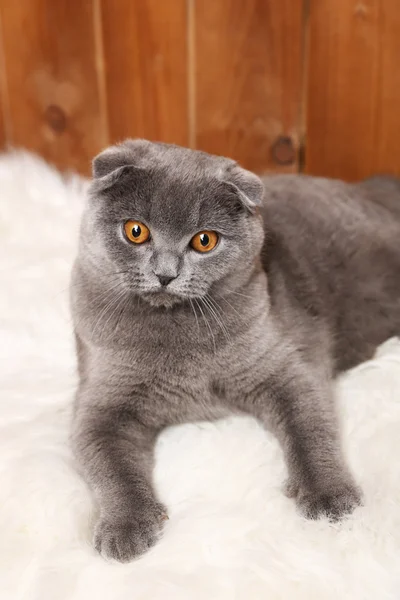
<box><xmin>157</xmin><ymin>275</ymin><xmax>176</xmax><ymax>287</ymax></box>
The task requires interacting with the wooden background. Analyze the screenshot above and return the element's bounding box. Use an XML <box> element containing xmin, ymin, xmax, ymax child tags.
<box><xmin>0</xmin><ymin>0</ymin><xmax>398</xmax><ymax>180</ymax></box>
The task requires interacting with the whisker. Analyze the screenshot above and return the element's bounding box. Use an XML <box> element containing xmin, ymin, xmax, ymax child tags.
<box><xmin>91</xmin><ymin>288</ymin><xmax>127</xmax><ymax>340</ymax></box>
<box><xmin>118</xmin><ymin>294</ymin><xmax>134</xmax><ymax>327</ymax></box>
<box><xmin>203</xmin><ymin>296</ymin><xmax>228</xmax><ymax>343</ymax></box>
<box><xmin>60</xmin><ymin>280</ymin><xmax>128</xmax><ymax>330</ymax></box>
<box><xmin>195</xmin><ymin>298</ymin><xmax>216</xmax><ymax>353</ymax></box>
<box><xmin>68</xmin><ymin>277</ymin><xmax>125</xmax><ymax>296</ymax></box>
<box><xmin>215</xmin><ymin>293</ymin><xmax>242</xmax><ymax>320</ymax></box>
<box><xmin>223</xmin><ymin>288</ymin><xmax>253</xmax><ymax>300</ymax></box>
<box><xmin>101</xmin><ymin>289</ymin><xmax>129</xmax><ymax>336</ymax></box>
<box><xmin>203</xmin><ymin>295</ymin><xmax>231</xmax><ymax>342</ymax></box>
<box><xmin>189</xmin><ymin>298</ymin><xmax>200</xmax><ymax>335</ymax></box>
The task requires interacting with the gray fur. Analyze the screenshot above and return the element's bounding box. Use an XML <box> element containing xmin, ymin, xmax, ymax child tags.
<box><xmin>71</xmin><ymin>139</ymin><xmax>400</xmax><ymax>562</ymax></box>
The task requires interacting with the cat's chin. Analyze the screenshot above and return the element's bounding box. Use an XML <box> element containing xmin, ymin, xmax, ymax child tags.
<box><xmin>140</xmin><ymin>291</ymin><xmax>186</xmax><ymax>309</ymax></box>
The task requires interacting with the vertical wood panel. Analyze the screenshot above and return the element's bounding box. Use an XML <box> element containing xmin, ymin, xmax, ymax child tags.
<box><xmin>0</xmin><ymin>16</ymin><xmax>9</xmax><ymax>149</ymax></box>
<box><xmin>0</xmin><ymin>70</ymin><xmax>6</xmax><ymax>149</ymax></box>
<box><xmin>374</xmin><ymin>0</ymin><xmax>400</xmax><ymax>176</ymax></box>
<box><xmin>0</xmin><ymin>0</ymin><xmax>105</xmax><ymax>174</ymax></box>
<box><xmin>195</xmin><ymin>0</ymin><xmax>304</xmax><ymax>173</ymax></box>
<box><xmin>0</xmin><ymin>100</ymin><xmax>4</xmax><ymax>148</ymax></box>
<box><xmin>306</xmin><ymin>0</ymin><xmax>400</xmax><ymax>181</ymax></box>
<box><xmin>101</xmin><ymin>0</ymin><xmax>188</xmax><ymax>146</ymax></box>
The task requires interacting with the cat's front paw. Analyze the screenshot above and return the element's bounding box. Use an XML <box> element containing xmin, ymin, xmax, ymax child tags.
<box><xmin>296</xmin><ymin>481</ymin><xmax>362</xmax><ymax>521</ymax></box>
<box><xmin>94</xmin><ymin>503</ymin><xmax>168</xmax><ymax>562</ymax></box>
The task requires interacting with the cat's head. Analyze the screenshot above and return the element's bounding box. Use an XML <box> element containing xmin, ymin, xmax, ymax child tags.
<box><xmin>81</xmin><ymin>139</ymin><xmax>265</xmax><ymax>308</ymax></box>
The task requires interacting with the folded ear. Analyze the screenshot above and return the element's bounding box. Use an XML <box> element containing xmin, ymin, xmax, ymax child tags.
<box><xmin>93</xmin><ymin>139</ymin><xmax>152</xmax><ymax>178</ymax></box>
<box><xmin>222</xmin><ymin>164</ymin><xmax>264</xmax><ymax>213</ymax></box>
<box><xmin>93</xmin><ymin>147</ymin><xmax>129</xmax><ymax>179</ymax></box>
<box><xmin>91</xmin><ymin>140</ymin><xmax>150</xmax><ymax>193</ymax></box>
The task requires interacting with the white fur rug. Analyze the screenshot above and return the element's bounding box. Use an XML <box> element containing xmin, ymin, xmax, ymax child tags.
<box><xmin>1</xmin><ymin>152</ymin><xmax>400</xmax><ymax>600</ymax></box>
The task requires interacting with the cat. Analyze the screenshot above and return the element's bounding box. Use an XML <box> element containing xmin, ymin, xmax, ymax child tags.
<box><xmin>71</xmin><ymin>139</ymin><xmax>400</xmax><ymax>562</ymax></box>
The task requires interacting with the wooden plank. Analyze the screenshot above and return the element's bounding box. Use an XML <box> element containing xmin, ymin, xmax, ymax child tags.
<box><xmin>101</xmin><ymin>0</ymin><xmax>188</xmax><ymax>146</ymax></box>
<box><xmin>0</xmin><ymin>18</ymin><xmax>9</xmax><ymax>149</ymax></box>
<box><xmin>306</xmin><ymin>0</ymin><xmax>400</xmax><ymax>181</ymax></box>
<box><xmin>0</xmin><ymin>0</ymin><xmax>105</xmax><ymax>175</ymax></box>
<box><xmin>195</xmin><ymin>0</ymin><xmax>304</xmax><ymax>174</ymax></box>
<box><xmin>374</xmin><ymin>0</ymin><xmax>400</xmax><ymax>176</ymax></box>
<box><xmin>0</xmin><ymin>70</ymin><xmax>6</xmax><ymax>150</ymax></box>
<box><xmin>0</xmin><ymin>102</ymin><xmax>4</xmax><ymax>149</ymax></box>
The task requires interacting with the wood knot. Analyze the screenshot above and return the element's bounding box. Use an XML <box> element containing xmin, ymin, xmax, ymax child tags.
<box><xmin>271</xmin><ymin>136</ymin><xmax>296</xmax><ymax>166</ymax></box>
<box><xmin>45</xmin><ymin>104</ymin><xmax>67</xmax><ymax>134</ymax></box>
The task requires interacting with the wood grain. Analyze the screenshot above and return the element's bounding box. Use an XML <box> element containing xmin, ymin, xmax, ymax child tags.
<box><xmin>306</xmin><ymin>0</ymin><xmax>400</xmax><ymax>181</ymax></box>
<box><xmin>0</xmin><ymin>78</ymin><xmax>5</xmax><ymax>149</ymax></box>
<box><xmin>195</xmin><ymin>0</ymin><xmax>304</xmax><ymax>173</ymax></box>
<box><xmin>0</xmin><ymin>98</ymin><xmax>4</xmax><ymax>148</ymax></box>
<box><xmin>101</xmin><ymin>0</ymin><xmax>188</xmax><ymax>146</ymax></box>
<box><xmin>0</xmin><ymin>0</ymin><xmax>105</xmax><ymax>174</ymax></box>
<box><xmin>0</xmin><ymin>15</ymin><xmax>9</xmax><ymax>149</ymax></box>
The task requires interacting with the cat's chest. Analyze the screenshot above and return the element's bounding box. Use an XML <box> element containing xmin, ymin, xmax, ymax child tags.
<box><xmin>92</xmin><ymin>304</ymin><xmax>272</xmax><ymax>425</ymax></box>
<box><xmin>136</xmin><ymin>330</ymin><xmax>268</xmax><ymax>418</ymax></box>
<box><xmin>118</xmin><ymin>346</ymin><xmax>231</xmax><ymax>426</ymax></box>
<box><xmin>91</xmin><ymin>336</ymin><xmax>251</xmax><ymax>428</ymax></box>
<box><xmin>126</xmin><ymin>321</ymin><xmax>263</xmax><ymax>381</ymax></box>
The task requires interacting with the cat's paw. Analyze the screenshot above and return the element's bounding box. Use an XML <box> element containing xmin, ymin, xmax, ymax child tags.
<box><xmin>94</xmin><ymin>503</ymin><xmax>168</xmax><ymax>562</ymax></box>
<box><xmin>296</xmin><ymin>482</ymin><xmax>362</xmax><ymax>521</ymax></box>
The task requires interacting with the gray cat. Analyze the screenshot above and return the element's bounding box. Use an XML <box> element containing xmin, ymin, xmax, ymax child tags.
<box><xmin>71</xmin><ymin>139</ymin><xmax>400</xmax><ymax>562</ymax></box>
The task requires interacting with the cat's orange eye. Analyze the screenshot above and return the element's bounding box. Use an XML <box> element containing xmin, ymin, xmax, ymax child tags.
<box><xmin>124</xmin><ymin>220</ymin><xmax>150</xmax><ymax>244</ymax></box>
<box><xmin>190</xmin><ymin>231</ymin><xmax>219</xmax><ymax>253</ymax></box>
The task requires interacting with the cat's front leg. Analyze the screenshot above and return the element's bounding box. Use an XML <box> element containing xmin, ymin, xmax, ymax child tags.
<box><xmin>243</xmin><ymin>361</ymin><xmax>362</xmax><ymax>520</ymax></box>
<box><xmin>72</xmin><ymin>385</ymin><xmax>166</xmax><ymax>562</ymax></box>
